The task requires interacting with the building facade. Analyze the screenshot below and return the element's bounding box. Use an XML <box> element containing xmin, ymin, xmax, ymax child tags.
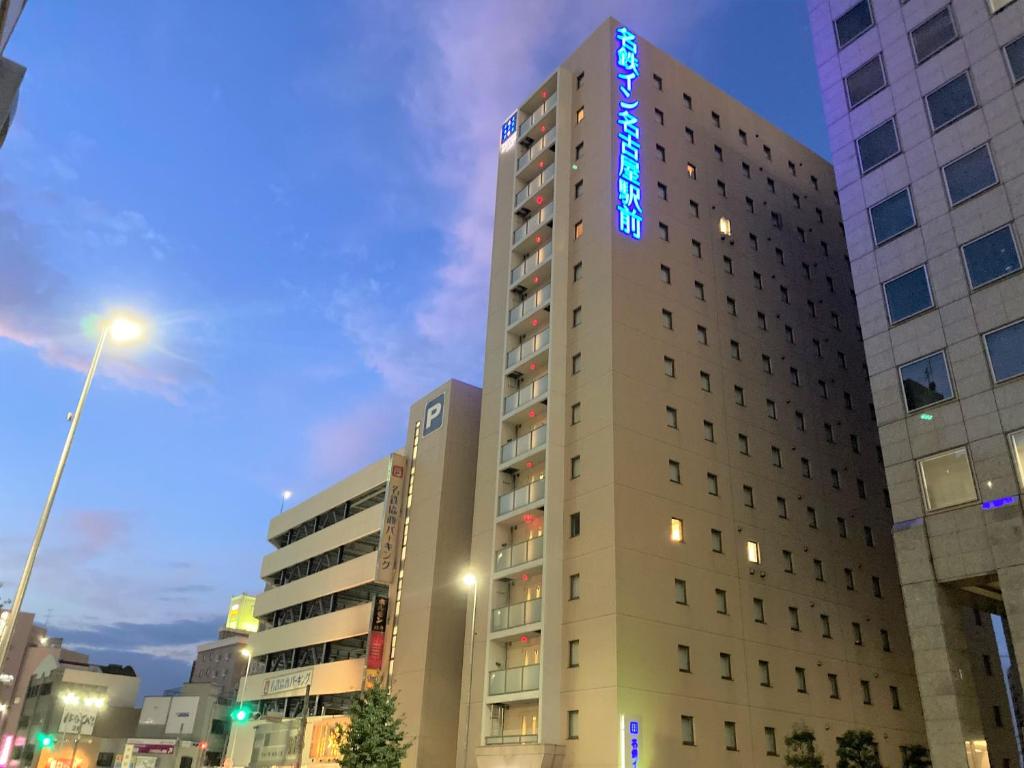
<box><xmin>460</xmin><ymin>18</ymin><xmax>929</xmax><ymax>767</ymax></box>
<box><xmin>228</xmin><ymin>380</ymin><xmax>481</xmax><ymax>768</ymax></box>
<box><xmin>188</xmin><ymin>633</ymin><xmax>248</xmax><ymax>704</ymax></box>
<box><xmin>806</xmin><ymin>0</ymin><xmax>1024</xmax><ymax>765</ymax></box>
<box><xmin>0</xmin><ymin>0</ymin><xmax>27</xmax><ymax>148</ymax></box>
<box><xmin>127</xmin><ymin>682</ymin><xmax>230</xmax><ymax>768</ymax></box>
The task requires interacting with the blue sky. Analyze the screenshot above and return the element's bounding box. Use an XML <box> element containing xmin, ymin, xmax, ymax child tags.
<box><xmin>0</xmin><ymin>0</ymin><xmax>830</xmax><ymax>697</ymax></box>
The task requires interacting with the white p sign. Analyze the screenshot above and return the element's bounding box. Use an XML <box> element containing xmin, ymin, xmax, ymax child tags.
<box><xmin>423</xmin><ymin>393</ymin><xmax>445</xmax><ymax>436</ymax></box>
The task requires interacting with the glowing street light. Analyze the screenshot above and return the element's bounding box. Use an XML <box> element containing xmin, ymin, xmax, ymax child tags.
<box><xmin>0</xmin><ymin>314</ymin><xmax>147</xmax><ymax>675</ymax></box>
<box><xmin>460</xmin><ymin>570</ymin><xmax>478</xmax><ymax>767</ymax></box>
<box><xmin>60</xmin><ymin>691</ymin><xmax>107</xmax><ymax>768</ymax></box>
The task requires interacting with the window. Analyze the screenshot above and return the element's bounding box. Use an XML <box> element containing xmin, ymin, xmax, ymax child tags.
<box><xmin>570</xmin><ymin>511</ymin><xmax>581</xmax><ymax>537</ymax></box>
<box><xmin>685</xmin><ymin>126</ymin><xmax>694</xmax><ymax>143</ymax></box>
<box><xmin>853</xmin><ymin>622</ymin><xmax>863</xmax><ymax>645</ymax></box>
<box><xmin>694</xmin><ymin>281</ymin><xmax>705</xmax><ymax>300</ymax></box>
<box><xmin>776</xmin><ymin>497</ymin><xmax>788</xmax><ymax>518</ymax></box>
<box><xmin>574</xmin><ymin>180</ymin><xmax>583</xmax><ymax>199</ymax></box>
<box><xmin>814</xmin><ymin>559</ymin><xmax>825</xmax><ymax>581</ymax></box>
<box><xmin>858</xmin><ymin>479</ymin><xmax>867</xmax><ymax>499</ymax></box>
<box><xmin>746</xmin><ymin>539</ymin><xmax>761</xmax><ymax>562</ymax></box>
<box><xmin>801</xmin><ymin>458</ymin><xmax>812</xmax><ymax>478</ymax></box>
<box><xmin>714</xmin><ymin>145</ymin><xmax>723</xmax><ymax>161</ymax></box>
<box><xmin>890</xmin><ymin>686</ymin><xmax>901</xmax><ymax>710</ymax></box>
<box><xmin>829</xmin><ymin>673</ymin><xmax>840</xmax><ymax>699</ymax></box>
<box><xmin>872</xmin><ymin>576</ymin><xmax>883</xmax><ymax>597</ymax></box>
<box><xmin>717</xmin><ymin>180</ymin><xmax>727</xmax><ymax>197</ymax></box>
<box><xmin>762</xmin><ymin>354</ymin><xmax>773</xmax><ymax>373</ymax></box>
<box><xmin>763</xmin><ymin>144</ymin><xmax>772</xmax><ymax>161</ymax></box>
<box><xmin>568</xmin><ymin>710</ymin><xmax>580</xmax><ymax>739</ymax></box>
<box><xmin>792</xmin><ymin>192</ymin><xmax>801</xmax><ymax>208</ymax></box>
<box><xmin>666</xmin><ymin>406</ymin><xmax>678</xmax><ymax>428</ymax></box>
<box><xmin>715</xmin><ymin>588</ymin><xmax>728</xmax><ymax>614</ymax></box>
<box><xmin>576</xmin><ymin>106</ymin><xmax>585</xmax><ymax>124</ymax></box>
<box><xmin>738</xmin><ymin>128</ymin><xmax>747</xmax><ymax>144</ymax></box>
<box><xmin>900</xmin><ymin>351</ymin><xmax>954</xmax><ymax>411</ymax></box>
<box><xmin>572</xmin><ymin>353</ymin><xmax>582</xmax><ymax>374</ymax></box>
<box><xmin>664</xmin><ymin>356</ymin><xmax>676</xmax><ymax>377</ymax></box>
<box><xmin>689</xmin><ymin>239</ymin><xmax>703</xmax><ymax>261</ymax></box>
<box><xmin>718</xmin><ymin>216</ymin><xmax>731</xmax><ymax>236</ymax></box>
<box><xmin>844</xmin><ymin>568</ymin><xmax>856</xmax><ymax>591</ymax></box>
<box><xmin>747</xmin><ymin>197</ymin><xmax>756</xmax><ymax>213</ymax></box>
<box><xmin>675</xmin><ymin>578</ymin><xmax>688</xmax><ymax>605</ymax></box>
<box><xmin>720</xmin><ymin>652</ymin><xmax>733</xmax><ymax>679</ymax></box>
<box><xmin>986</xmin><ymin>319</ymin><xmax>1024</xmax><ymax>381</ymax></box>
<box><xmin>767</xmin><ymin>177</ymin><xmax>776</xmax><ymax>193</ymax></box>
<box><xmin>681</xmin><ymin>716</ymin><xmax>695</xmax><ymax>745</ymax></box>
<box><xmin>739</xmin><ymin>434</ymin><xmax>750</xmax><ymax>455</ymax></box>
<box><xmin>962</xmin><ymin>226</ymin><xmax>1021</xmax><ymax>288</ymax></box>
<box><xmin>700</xmin><ymin>371</ymin><xmax>711</xmax><ymax>391</ymax></box>
<box><xmin>576</xmin><ymin>71</ymin><xmax>584</xmax><ymax>89</ymax></box>
<box><xmin>991</xmin><ymin>0</ymin><xmax>1017</xmax><ymax>10</ymax></box>
<box><xmin>690</xmin><ymin>200</ymin><xmax>700</xmax><ymax>218</ymax></box>
<box><xmin>569</xmin><ymin>573</ymin><xmax>580</xmax><ymax>600</ymax></box>
<box><xmin>657</xmin><ymin>182</ymin><xmax>668</xmax><ymax>201</ymax></box>
<box><xmin>771</xmin><ymin>211</ymin><xmax>782</xmax><ymax>229</ymax></box>
<box><xmin>995</xmin><ymin>705</ymin><xmax>1004</xmax><ymax>727</ymax></box>
<box><xmin>881</xmin><ymin>629</ymin><xmax>891</xmax><ymax>652</ymax></box>
<box><xmin>568</xmin><ymin>639</ymin><xmax>580</xmax><ymax>667</ymax></box>
<box><xmin>574</xmin><ymin>220</ymin><xmax>584</xmax><ymax>239</ymax></box>
<box><xmin>656</xmin><ymin>144</ymin><xmax>666</xmax><ymax>162</ymax></box>
<box><xmin>783</xmin><ymin>550</ymin><xmax>794</xmax><ymax>572</ymax></box>
<box><xmin>670</xmin><ymin>517</ymin><xmax>684</xmax><ymax>543</ymax></box>
<box><xmin>654</xmin><ymin>108</ymin><xmax>664</xmax><ymax>125</ymax></box>
<box><xmin>861</xmin><ymin>680</ymin><xmax>873</xmax><ymax>705</ymax></box>
<box><xmin>796</xmin><ymin>666</ymin><xmax>808</xmax><ymax>693</ymax></box>
<box><xmin>911</xmin><ymin>7</ymin><xmax>958</xmax><ymax>64</ymax></box>
<box><xmin>1012</xmin><ymin>430</ymin><xmax>1024</xmax><ymax>487</ymax></box>
<box><xmin>766</xmin><ymin>399</ymin><xmax>777</xmax><ymax>419</ymax></box>
<box><xmin>573</xmin><ymin>261</ymin><xmax>582</xmax><ymax>281</ymax></box>
<box><xmin>870</xmin><ymin>188</ymin><xmax>916</xmax><ymax>245</ymax></box>
<box><xmin>730</xmin><ymin>340</ymin><xmax>741</xmax><ymax>360</ymax></box>
<box><xmin>831</xmin><ymin>469</ymin><xmax>841</xmax><ymax>489</ymax></box>
<box><xmin>742</xmin><ymin>161</ymin><xmax>750</xmax><ymax>177</ymax></box>
<box><xmin>759</xmin><ymin>660</ymin><xmax>772</xmax><ymax>687</ymax></box>
<box><xmin>572</xmin><ymin>306</ymin><xmax>582</xmax><ymax>327</ymax></box>
<box><xmin>927</xmin><ymin>72</ymin><xmax>976</xmax><ymax>131</ymax></box>
<box><xmin>780</xmin><ymin>285</ymin><xmax>790</xmax><ymax>304</ymax></box>
<box><xmin>790</xmin><ymin>367</ymin><xmax>800</xmax><ymax>386</ymax></box>
<box><xmin>571</xmin><ymin>455</ymin><xmax>581</xmax><ymax>479</ymax></box>
<box><xmin>1006</xmin><ymin>34</ymin><xmax>1024</xmax><ymax>82</ymax></box>
<box><xmin>575</xmin><ymin>141</ymin><xmax>584</xmax><ymax>161</ymax></box>
<box><xmin>653</xmin><ymin>73</ymin><xmax>662</xmax><ymax>90</ymax></box>
<box><xmin>660</xmin><ymin>263</ymin><xmax>672</xmax><ymax>284</ymax></box>
<box><xmin>753</xmin><ymin>597</ymin><xmax>765</xmax><ymax>623</ymax></box>
<box><xmin>857</xmin><ymin>118</ymin><xmax>900</xmax><ymax>173</ymax></box>
<box><xmin>846</xmin><ymin>55</ymin><xmax>886</xmax><ymax>108</ymax></box>
<box><xmin>703</xmin><ymin>420</ymin><xmax>715</xmax><ymax>441</ymax></box>
<box><xmin>734</xmin><ymin>386</ymin><xmax>745</xmax><ymax>406</ymax></box>
<box><xmin>771</xmin><ymin>446</ymin><xmax>782</xmax><ymax>468</ymax></box>
<box><xmin>835</xmin><ymin>0</ymin><xmax>875</xmax><ymax>46</ymax></box>
<box><xmin>919</xmin><ymin>447</ymin><xmax>976</xmax><ymax>509</ymax></box>
<box><xmin>661</xmin><ymin>309</ymin><xmax>673</xmax><ymax>329</ymax></box>
<box><xmin>837</xmin><ymin>516</ymin><xmax>847</xmax><ymax>537</ymax></box>
<box><xmin>884</xmin><ymin>265</ymin><xmax>932</xmax><ymax>323</ymax></box>
<box><xmin>678</xmin><ymin>644</ymin><xmax>691</xmax><ymax>672</ymax></box>
<box><xmin>724</xmin><ymin>259</ymin><xmax>734</xmax><ymax>277</ymax></box>
<box><xmin>789</xmin><ymin>606</ymin><xmax>801</xmax><ymax>631</ymax></box>
<box><xmin>712</xmin><ymin>111</ymin><xmax>720</xmax><ymax>127</ymax></box>
<box><xmin>571</xmin><ymin>402</ymin><xmax>581</xmax><ymax>424</ymax></box>
<box><xmin>807</xmin><ymin>506</ymin><xmax>818</xmax><ymax>528</ymax></box>
<box><xmin>757</xmin><ymin>312</ymin><xmax>766</xmax><ymax>330</ymax></box>
<box><xmin>711</xmin><ymin>529</ymin><xmax>723</xmax><ymax>553</ymax></box>
<box><xmin>821</xmin><ymin>614</ymin><xmax>832</xmax><ymax>638</ymax></box>
<box><xmin>683</xmin><ymin>92</ymin><xmax>693</xmax><ymax>109</ymax></box>
<box><xmin>943</xmin><ymin>145</ymin><xmax>998</xmax><ymax>205</ymax></box>
<box><xmin>669</xmin><ymin>460</ymin><xmax>682</xmax><ymax>484</ymax></box>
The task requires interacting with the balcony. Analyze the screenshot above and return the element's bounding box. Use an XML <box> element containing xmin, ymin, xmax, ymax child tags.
<box><xmin>495</xmin><ymin>536</ymin><xmax>543</xmax><ymax>572</ymax></box>
<box><xmin>485</xmin><ymin>733</ymin><xmax>539</xmax><ymax>746</ymax></box>
<box><xmin>510</xmin><ymin>243</ymin><xmax>551</xmax><ymax>288</ymax></box>
<box><xmin>503</xmin><ymin>375</ymin><xmax>548</xmax><ymax>415</ymax></box>
<box><xmin>507</xmin><ymin>284</ymin><xmax>551</xmax><ymax>328</ymax></box>
<box><xmin>517</xmin><ymin>92</ymin><xmax>557</xmax><ymax>138</ymax></box>
<box><xmin>512</xmin><ymin>203</ymin><xmax>554</xmax><ymax>251</ymax></box>
<box><xmin>491</xmin><ymin>596</ymin><xmax>543</xmax><ymax>632</ymax></box>
<box><xmin>513</xmin><ymin>165</ymin><xmax>555</xmax><ymax>212</ymax></box>
<box><xmin>488</xmin><ymin>663</ymin><xmax>541</xmax><ymax>696</ymax></box>
<box><xmin>515</xmin><ymin>130</ymin><xmax>555</xmax><ymax>175</ymax></box>
<box><xmin>500</xmin><ymin>424</ymin><xmax>547</xmax><ymax>464</ymax></box>
<box><xmin>497</xmin><ymin>479</ymin><xmax>545</xmax><ymax>518</ymax></box>
<box><xmin>506</xmin><ymin>328</ymin><xmax>550</xmax><ymax>371</ymax></box>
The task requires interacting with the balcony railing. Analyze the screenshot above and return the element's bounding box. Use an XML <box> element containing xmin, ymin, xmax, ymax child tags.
<box><xmin>517</xmin><ymin>92</ymin><xmax>558</xmax><ymax>137</ymax></box>
<box><xmin>512</xmin><ymin>203</ymin><xmax>554</xmax><ymax>249</ymax></box>
<box><xmin>488</xmin><ymin>663</ymin><xmax>541</xmax><ymax>696</ymax></box>
<box><xmin>495</xmin><ymin>535</ymin><xmax>544</xmax><ymax>572</ymax></box>
<box><xmin>491</xmin><ymin>596</ymin><xmax>543</xmax><ymax>632</ymax></box>
<box><xmin>515</xmin><ymin>130</ymin><xmax>555</xmax><ymax>173</ymax></box>
<box><xmin>503</xmin><ymin>375</ymin><xmax>548</xmax><ymax>415</ymax></box>
<box><xmin>498</xmin><ymin>479</ymin><xmax>545</xmax><ymax>517</ymax></box>
<box><xmin>507</xmin><ymin>284</ymin><xmax>551</xmax><ymax>326</ymax></box>
<box><xmin>510</xmin><ymin>243</ymin><xmax>552</xmax><ymax>286</ymax></box>
<box><xmin>485</xmin><ymin>733</ymin><xmax>539</xmax><ymax>746</ymax></box>
<box><xmin>506</xmin><ymin>328</ymin><xmax>550</xmax><ymax>369</ymax></box>
<box><xmin>500</xmin><ymin>424</ymin><xmax>547</xmax><ymax>463</ymax></box>
<box><xmin>513</xmin><ymin>165</ymin><xmax>556</xmax><ymax>209</ymax></box>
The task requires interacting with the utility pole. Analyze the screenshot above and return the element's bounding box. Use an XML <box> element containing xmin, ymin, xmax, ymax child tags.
<box><xmin>292</xmin><ymin>684</ymin><xmax>310</xmax><ymax>768</ymax></box>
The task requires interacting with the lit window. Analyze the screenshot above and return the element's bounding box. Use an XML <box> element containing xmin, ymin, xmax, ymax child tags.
<box><xmin>870</xmin><ymin>188</ymin><xmax>915</xmax><ymax>245</ymax></box>
<box><xmin>927</xmin><ymin>72</ymin><xmax>976</xmax><ymax>131</ymax></box>
<box><xmin>943</xmin><ymin>145</ymin><xmax>998</xmax><ymax>206</ymax></box>
<box><xmin>985</xmin><ymin>319</ymin><xmax>1024</xmax><ymax>382</ymax></box>
<box><xmin>719</xmin><ymin>217</ymin><xmax>732</xmax><ymax>237</ymax></box>
<box><xmin>991</xmin><ymin>0</ymin><xmax>1017</xmax><ymax>11</ymax></box>
<box><xmin>919</xmin><ymin>447</ymin><xmax>977</xmax><ymax>510</ymax></box>
<box><xmin>746</xmin><ymin>540</ymin><xmax>761</xmax><ymax>563</ymax></box>
<box><xmin>962</xmin><ymin>226</ymin><xmax>1021</xmax><ymax>288</ymax></box>
<box><xmin>900</xmin><ymin>351</ymin><xmax>954</xmax><ymax>411</ymax></box>
<box><xmin>670</xmin><ymin>517</ymin><xmax>684</xmax><ymax>543</ymax></box>
<box><xmin>687</xmin><ymin>163</ymin><xmax>697</xmax><ymax>179</ymax></box>
<box><xmin>574</xmin><ymin>220</ymin><xmax>584</xmax><ymax>239</ymax></box>
<box><xmin>576</xmin><ymin>106</ymin><xmax>585</xmax><ymax>124</ymax></box>
<box><xmin>1011</xmin><ymin>431</ymin><xmax>1024</xmax><ymax>488</ymax></box>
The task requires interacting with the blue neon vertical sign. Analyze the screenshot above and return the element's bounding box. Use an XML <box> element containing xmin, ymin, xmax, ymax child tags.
<box><xmin>615</xmin><ymin>26</ymin><xmax>642</xmax><ymax>240</ymax></box>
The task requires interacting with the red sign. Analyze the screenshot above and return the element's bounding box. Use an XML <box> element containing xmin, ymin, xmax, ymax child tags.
<box><xmin>367</xmin><ymin>631</ymin><xmax>386</xmax><ymax>671</ymax></box>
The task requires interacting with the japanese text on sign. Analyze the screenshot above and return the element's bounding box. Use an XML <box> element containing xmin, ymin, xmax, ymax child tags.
<box><xmin>615</xmin><ymin>26</ymin><xmax>642</xmax><ymax>240</ymax></box>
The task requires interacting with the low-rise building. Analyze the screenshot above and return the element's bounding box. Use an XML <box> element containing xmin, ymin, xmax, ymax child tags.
<box><xmin>125</xmin><ymin>683</ymin><xmax>230</xmax><ymax>768</ymax></box>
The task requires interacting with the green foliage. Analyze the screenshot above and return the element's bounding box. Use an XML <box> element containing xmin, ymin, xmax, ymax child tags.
<box><xmin>332</xmin><ymin>685</ymin><xmax>411</xmax><ymax>768</ymax></box>
<box><xmin>836</xmin><ymin>730</ymin><xmax>883</xmax><ymax>768</ymax></box>
<box><xmin>784</xmin><ymin>727</ymin><xmax>824</xmax><ymax>768</ymax></box>
<box><xmin>902</xmin><ymin>744</ymin><xmax>932</xmax><ymax>768</ymax></box>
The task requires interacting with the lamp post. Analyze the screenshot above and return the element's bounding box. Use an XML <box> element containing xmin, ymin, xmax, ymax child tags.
<box><xmin>226</xmin><ymin>649</ymin><xmax>253</xmax><ymax>768</ymax></box>
<box><xmin>60</xmin><ymin>691</ymin><xmax>106</xmax><ymax>768</ymax></box>
<box><xmin>0</xmin><ymin>316</ymin><xmax>144</xmax><ymax>672</ymax></box>
<box><xmin>279</xmin><ymin>490</ymin><xmax>293</xmax><ymax>514</ymax></box>
<box><xmin>460</xmin><ymin>572</ymin><xmax>478</xmax><ymax>768</ymax></box>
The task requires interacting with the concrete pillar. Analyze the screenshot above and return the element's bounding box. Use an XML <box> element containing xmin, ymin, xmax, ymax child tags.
<box><xmin>903</xmin><ymin>579</ymin><xmax>988</xmax><ymax>768</ymax></box>
<box><xmin>997</xmin><ymin>564</ymin><xmax>1024</xmax><ymax>680</ymax></box>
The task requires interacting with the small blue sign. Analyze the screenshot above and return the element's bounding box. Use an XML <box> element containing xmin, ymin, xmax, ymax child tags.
<box><xmin>501</xmin><ymin>113</ymin><xmax>517</xmax><ymax>144</ymax></box>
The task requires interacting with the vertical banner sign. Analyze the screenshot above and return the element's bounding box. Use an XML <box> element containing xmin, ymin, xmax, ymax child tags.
<box><xmin>500</xmin><ymin>112</ymin><xmax>518</xmax><ymax>153</ymax></box>
<box><xmin>619</xmin><ymin>716</ymin><xmax>641</xmax><ymax>768</ymax></box>
<box><xmin>365</xmin><ymin>596</ymin><xmax>389</xmax><ymax>675</ymax></box>
<box><xmin>615</xmin><ymin>26</ymin><xmax>642</xmax><ymax>240</ymax></box>
<box><xmin>375</xmin><ymin>454</ymin><xmax>407</xmax><ymax>583</ymax></box>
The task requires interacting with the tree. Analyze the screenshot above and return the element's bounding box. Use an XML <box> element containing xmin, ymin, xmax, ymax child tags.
<box><xmin>902</xmin><ymin>744</ymin><xmax>932</xmax><ymax>768</ymax></box>
<box><xmin>785</xmin><ymin>727</ymin><xmax>825</xmax><ymax>768</ymax></box>
<box><xmin>331</xmin><ymin>685</ymin><xmax>411</xmax><ymax>768</ymax></box>
<box><xmin>836</xmin><ymin>729</ymin><xmax>883</xmax><ymax>768</ymax></box>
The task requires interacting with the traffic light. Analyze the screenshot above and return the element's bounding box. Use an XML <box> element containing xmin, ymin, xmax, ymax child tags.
<box><xmin>230</xmin><ymin>705</ymin><xmax>251</xmax><ymax>723</ymax></box>
<box><xmin>197</xmin><ymin>741</ymin><xmax>208</xmax><ymax>751</ymax></box>
<box><xmin>37</xmin><ymin>733</ymin><xmax>55</xmax><ymax>748</ymax></box>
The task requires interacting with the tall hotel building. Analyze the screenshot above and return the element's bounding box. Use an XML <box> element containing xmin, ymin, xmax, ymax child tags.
<box><xmin>460</xmin><ymin>18</ymin><xmax>929</xmax><ymax>767</ymax></box>
<box><xmin>230</xmin><ymin>380</ymin><xmax>481</xmax><ymax>768</ymax></box>
<box><xmin>807</xmin><ymin>0</ymin><xmax>1024</xmax><ymax>765</ymax></box>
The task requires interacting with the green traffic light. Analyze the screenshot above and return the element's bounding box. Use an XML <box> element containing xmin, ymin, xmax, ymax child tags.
<box><xmin>231</xmin><ymin>706</ymin><xmax>250</xmax><ymax>722</ymax></box>
<box><xmin>38</xmin><ymin>734</ymin><xmax>55</xmax><ymax>748</ymax></box>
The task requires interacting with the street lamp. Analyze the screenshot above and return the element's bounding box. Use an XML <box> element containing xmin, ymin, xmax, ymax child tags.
<box><xmin>60</xmin><ymin>691</ymin><xmax>106</xmax><ymax>768</ymax></box>
<box><xmin>226</xmin><ymin>648</ymin><xmax>254</xmax><ymax>768</ymax></box>
<box><xmin>279</xmin><ymin>490</ymin><xmax>293</xmax><ymax>514</ymax></box>
<box><xmin>460</xmin><ymin>571</ymin><xmax>478</xmax><ymax>768</ymax></box>
<box><xmin>0</xmin><ymin>314</ymin><xmax>145</xmax><ymax>674</ymax></box>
